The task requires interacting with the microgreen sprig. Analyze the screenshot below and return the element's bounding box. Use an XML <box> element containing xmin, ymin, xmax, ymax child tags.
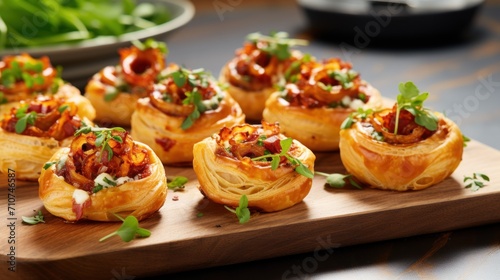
<box><xmin>181</xmin><ymin>90</ymin><xmax>207</xmax><ymax>130</ymax></box>
<box><xmin>74</xmin><ymin>125</ymin><xmax>126</xmax><ymax>162</ymax></box>
<box><xmin>251</xmin><ymin>138</ymin><xmax>314</xmax><ymax>178</ymax></box>
<box><xmin>246</xmin><ymin>31</ymin><xmax>308</xmax><ymax>61</ymax></box>
<box><xmin>341</xmin><ymin>108</ymin><xmax>374</xmax><ymax>130</ymax></box>
<box><xmin>224</xmin><ymin>194</ymin><xmax>251</xmax><ymax>224</ymax></box>
<box><xmin>394</xmin><ymin>82</ymin><xmax>438</xmax><ymax>135</ymax></box>
<box><xmin>99</xmin><ymin>214</ymin><xmax>151</xmax><ymax>242</ymax></box>
<box><xmin>1</xmin><ymin>60</ymin><xmax>45</xmax><ymax>89</ymax></box>
<box><xmin>315</xmin><ymin>172</ymin><xmax>363</xmax><ymax>189</ymax></box>
<box><xmin>464</xmin><ymin>173</ymin><xmax>490</xmax><ymax>191</ymax></box>
<box><xmin>14</xmin><ymin>105</ymin><xmax>37</xmax><ymax>134</ymax></box>
<box><xmin>132</xmin><ymin>38</ymin><xmax>168</xmax><ymax>54</ymax></box>
<box><xmin>167</xmin><ymin>176</ymin><xmax>188</xmax><ymax>191</ymax></box>
<box><xmin>330</xmin><ymin>69</ymin><xmax>358</xmax><ymax>89</ymax></box>
<box><xmin>22</xmin><ymin>210</ymin><xmax>45</xmax><ymax>225</ymax></box>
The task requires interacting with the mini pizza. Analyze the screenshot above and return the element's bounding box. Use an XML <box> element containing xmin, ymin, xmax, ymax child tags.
<box><xmin>339</xmin><ymin>82</ymin><xmax>463</xmax><ymax>191</ymax></box>
<box><xmin>39</xmin><ymin>126</ymin><xmax>167</xmax><ymax>222</ymax></box>
<box><xmin>193</xmin><ymin>121</ymin><xmax>315</xmax><ymax>212</ymax></box>
<box><xmin>0</xmin><ymin>53</ymin><xmax>96</xmax><ymax>119</ymax></box>
<box><xmin>263</xmin><ymin>57</ymin><xmax>383</xmax><ymax>151</ymax></box>
<box><xmin>131</xmin><ymin>64</ymin><xmax>245</xmax><ymax>165</ymax></box>
<box><xmin>84</xmin><ymin>39</ymin><xmax>166</xmax><ymax>126</ymax></box>
<box><xmin>219</xmin><ymin>32</ymin><xmax>308</xmax><ymax>121</ymax></box>
<box><xmin>0</xmin><ymin>95</ymin><xmax>93</xmax><ymax>180</ymax></box>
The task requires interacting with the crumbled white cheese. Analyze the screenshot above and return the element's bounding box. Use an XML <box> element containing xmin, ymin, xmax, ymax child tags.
<box><xmin>72</xmin><ymin>189</ymin><xmax>90</xmax><ymax>204</ymax></box>
<box><xmin>94</xmin><ymin>173</ymin><xmax>116</xmax><ymax>187</ymax></box>
<box><xmin>341</xmin><ymin>96</ymin><xmax>351</xmax><ymax>106</ymax></box>
<box><xmin>115</xmin><ymin>176</ymin><xmax>133</xmax><ymax>185</ymax></box>
<box><xmin>350</xmin><ymin>99</ymin><xmax>365</xmax><ymax>110</ymax></box>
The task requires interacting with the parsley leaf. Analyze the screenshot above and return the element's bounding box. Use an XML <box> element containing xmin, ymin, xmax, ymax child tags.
<box><xmin>99</xmin><ymin>214</ymin><xmax>151</xmax><ymax>242</ymax></box>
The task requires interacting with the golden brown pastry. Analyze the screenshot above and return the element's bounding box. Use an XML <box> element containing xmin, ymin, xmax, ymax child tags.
<box><xmin>193</xmin><ymin>121</ymin><xmax>315</xmax><ymax>212</ymax></box>
<box><xmin>339</xmin><ymin>82</ymin><xmax>463</xmax><ymax>191</ymax></box>
<box><xmin>263</xmin><ymin>58</ymin><xmax>383</xmax><ymax>151</ymax></box>
<box><xmin>131</xmin><ymin>64</ymin><xmax>245</xmax><ymax>165</ymax></box>
<box><xmin>219</xmin><ymin>32</ymin><xmax>308</xmax><ymax>121</ymax></box>
<box><xmin>39</xmin><ymin>126</ymin><xmax>167</xmax><ymax>222</ymax></box>
<box><xmin>0</xmin><ymin>95</ymin><xmax>92</xmax><ymax>180</ymax></box>
<box><xmin>84</xmin><ymin>39</ymin><xmax>166</xmax><ymax>126</ymax></box>
<box><xmin>0</xmin><ymin>53</ymin><xmax>95</xmax><ymax>120</ymax></box>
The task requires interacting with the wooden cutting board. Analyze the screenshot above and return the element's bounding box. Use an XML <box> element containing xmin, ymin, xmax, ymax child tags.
<box><xmin>1</xmin><ymin>140</ymin><xmax>499</xmax><ymax>280</ymax></box>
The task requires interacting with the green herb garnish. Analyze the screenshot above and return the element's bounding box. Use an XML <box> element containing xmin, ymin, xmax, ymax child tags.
<box><xmin>14</xmin><ymin>105</ymin><xmax>37</xmax><ymax>134</ymax></box>
<box><xmin>43</xmin><ymin>161</ymin><xmax>57</xmax><ymax>170</ymax></box>
<box><xmin>22</xmin><ymin>210</ymin><xmax>45</xmax><ymax>225</ymax></box>
<box><xmin>315</xmin><ymin>172</ymin><xmax>362</xmax><ymax>189</ymax></box>
<box><xmin>167</xmin><ymin>176</ymin><xmax>188</xmax><ymax>191</ymax></box>
<box><xmin>1</xmin><ymin>60</ymin><xmax>45</xmax><ymax>89</ymax></box>
<box><xmin>58</xmin><ymin>104</ymin><xmax>69</xmax><ymax>113</ymax></box>
<box><xmin>394</xmin><ymin>82</ymin><xmax>438</xmax><ymax>135</ymax></box>
<box><xmin>341</xmin><ymin>108</ymin><xmax>374</xmax><ymax>130</ymax></box>
<box><xmin>224</xmin><ymin>194</ymin><xmax>250</xmax><ymax>224</ymax></box>
<box><xmin>74</xmin><ymin>126</ymin><xmax>126</xmax><ymax>162</ymax></box>
<box><xmin>132</xmin><ymin>38</ymin><xmax>168</xmax><ymax>54</ymax></box>
<box><xmin>0</xmin><ymin>92</ymin><xmax>8</xmax><ymax>104</ymax></box>
<box><xmin>99</xmin><ymin>214</ymin><xmax>151</xmax><ymax>242</ymax></box>
<box><xmin>251</xmin><ymin>138</ymin><xmax>314</xmax><ymax>178</ymax></box>
<box><xmin>464</xmin><ymin>173</ymin><xmax>490</xmax><ymax>191</ymax></box>
<box><xmin>462</xmin><ymin>135</ymin><xmax>471</xmax><ymax>147</ymax></box>
<box><xmin>181</xmin><ymin>90</ymin><xmax>206</xmax><ymax>130</ymax></box>
<box><xmin>246</xmin><ymin>32</ymin><xmax>308</xmax><ymax>61</ymax></box>
<box><xmin>330</xmin><ymin>69</ymin><xmax>358</xmax><ymax>89</ymax></box>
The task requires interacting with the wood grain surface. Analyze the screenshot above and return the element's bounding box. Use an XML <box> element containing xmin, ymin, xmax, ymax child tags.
<box><xmin>1</xmin><ymin>139</ymin><xmax>499</xmax><ymax>280</ymax></box>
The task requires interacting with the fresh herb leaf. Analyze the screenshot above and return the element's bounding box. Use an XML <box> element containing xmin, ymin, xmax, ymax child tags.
<box><xmin>14</xmin><ymin>105</ymin><xmax>37</xmax><ymax>134</ymax></box>
<box><xmin>464</xmin><ymin>172</ymin><xmax>490</xmax><ymax>191</ymax></box>
<box><xmin>251</xmin><ymin>138</ymin><xmax>313</xmax><ymax>178</ymax></box>
<box><xmin>0</xmin><ymin>92</ymin><xmax>8</xmax><ymax>104</ymax></box>
<box><xmin>99</xmin><ymin>214</ymin><xmax>151</xmax><ymax>242</ymax></box>
<box><xmin>74</xmin><ymin>126</ymin><xmax>126</xmax><ymax>162</ymax></box>
<box><xmin>167</xmin><ymin>176</ymin><xmax>188</xmax><ymax>191</ymax></box>
<box><xmin>22</xmin><ymin>210</ymin><xmax>45</xmax><ymax>225</ymax></box>
<box><xmin>181</xmin><ymin>90</ymin><xmax>206</xmax><ymax>130</ymax></box>
<box><xmin>58</xmin><ymin>104</ymin><xmax>69</xmax><ymax>113</ymax></box>
<box><xmin>341</xmin><ymin>108</ymin><xmax>374</xmax><ymax>130</ymax></box>
<box><xmin>330</xmin><ymin>69</ymin><xmax>358</xmax><ymax>89</ymax></box>
<box><xmin>394</xmin><ymin>82</ymin><xmax>438</xmax><ymax>134</ymax></box>
<box><xmin>43</xmin><ymin>161</ymin><xmax>57</xmax><ymax>170</ymax></box>
<box><xmin>246</xmin><ymin>32</ymin><xmax>308</xmax><ymax>61</ymax></box>
<box><xmin>462</xmin><ymin>135</ymin><xmax>471</xmax><ymax>147</ymax></box>
<box><xmin>224</xmin><ymin>194</ymin><xmax>250</xmax><ymax>224</ymax></box>
<box><xmin>132</xmin><ymin>38</ymin><xmax>168</xmax><ymax>54</ymax></box>
<box><xmin>316</xmin><ymin>172</ymin><xmax>362</xmax><ymax>189</ymax></box>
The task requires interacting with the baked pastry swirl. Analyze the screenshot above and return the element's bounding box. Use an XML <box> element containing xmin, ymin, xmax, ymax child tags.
<box><xmin>39</xmin><ymin>126</ymin><xmax>167</xmax><ymax>222</ymax></box>
<box><xmin>0</xmin><ymin>95</ymin><xmax>92</xmax><ymax>180</ymax></box>
<box><xmin>84</xmin><ymin>40</ymin><xmax>166</xmax><ymax>126</ymax></box>
<box><xmin>193</xmin><ymin>122</ymin><xmax>315</xmax><ymax>212</ymax></box>
<box><xmin>0</xmin><ymin>53</ymin><xmax>95</xmax><ymax>119</ymax></box>
<box><xmin>339</xmin><ymin>82</ymin><xmax>463</xmax><ymax>191</ymax></box>
<box><xmin>263</xmin><ymin>58</ymin><xmax>382</xmax><ymax>151</ymax></box>
<box><xmin>131</xmin><ymin>64</ymin><xmax>245</xmax><ymax>165</ymax></box>
<box><xmin>219</xmin><ymin>32</ymin><xmax>307</xmax><ymax>121</ymax></box>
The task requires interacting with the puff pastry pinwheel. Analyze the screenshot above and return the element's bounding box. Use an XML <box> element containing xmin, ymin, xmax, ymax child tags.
<box><xmin>39</xmin><ymin>126</ymin><xmax>167</xmax><ymax>222</ymax></box>
<box><xmin>84</xmin><ymin>39</ymin><xmax>167</xmax><ymax>126</ymax></box>
<box><xmin>193</xmin><ymin>121</ymin><xmax>315</xmax><ymax>212</ymax></box>
<box><xmin>263</xmin><ymin>57</ymin><xmax>383</xmax><ymax>151</ymax></box>
<box><xmin>0</xmin><ymin>95</ymin><xmax>92</xmax><ymax>180</ymax></box>
<box><xmin>219</xmin><ymin>32</ymin><xmax>308</xmax><ymax>121</ymax></box>
<box><xmin>0</xmin><ymin>53</ymin><xmax>95</xmax><ymax>119</ymax></box>
<box><xmin>131</xmin><ymin>64</ymin><xmax>245</xmax><ymax>165</ymax></box>
<box><xmin>339</xmin><ymin>81</ymin><xmax>463</xmax><ymax>191</ymax></box>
